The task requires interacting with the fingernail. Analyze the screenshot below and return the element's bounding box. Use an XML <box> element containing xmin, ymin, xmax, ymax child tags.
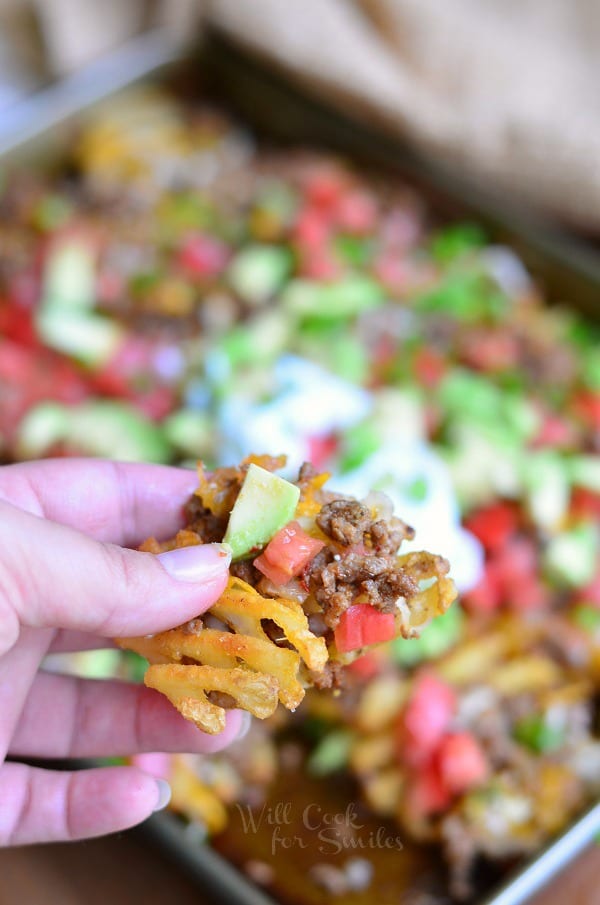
<box><xmin>235</xmin><ymin>711</ymin><xmax>252</xmax><ymax>742</ymax></box>
<box><xmin>153</xmin><ymin>779</ymin><xmax>172</xmax><ymax>812</ymax></box>
<box><xmin>158</xmin><ymin>543</ymin><xmax>231</xmax><ymax>582</ymax></box>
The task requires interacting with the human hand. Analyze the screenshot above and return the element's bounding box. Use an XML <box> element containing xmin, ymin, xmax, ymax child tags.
<box><xmin>0</xmin><ymin>458</ymin><xmax>246</xmax><ymax>846</ymax></box>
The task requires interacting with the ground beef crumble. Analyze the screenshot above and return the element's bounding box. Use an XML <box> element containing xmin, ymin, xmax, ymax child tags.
<box><xmin>371</xmin><ymin>517</ymin><xmax>415</xmax><ymax>553</ymax></box>
<box><xmin>317</xmin><ymin>500</ymin><xmax>372</xmax><ymax>545</ymax></box>
<box><xmin>308</xmin><ymin>552</ymin><xmax>419</xmax><ymax>629</ymax></box>
<box><xmin>230</xmin><ymin>559</ymin><xmax>262</xmax><ymax>585</ymax></box>
<box><xmin>184</xmin><ymin>495</ymin><xmax>227</xmax><ymax>543</ymax></box>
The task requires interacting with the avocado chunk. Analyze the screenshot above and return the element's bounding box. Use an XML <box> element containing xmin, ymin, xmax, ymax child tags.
<box><xmin>227</xmin><ymin>245</ymin><xmax>292</xmax><ymax>306</ymax></box>
<box><xmin>223</xmin><ymin>463</ymin><xmax>300</xmax><ymax>560</ymax></box>
<box><xmin>18</xmin><ymin>400</ymin><xmax>171</xmax><ymax>463</ymax></box>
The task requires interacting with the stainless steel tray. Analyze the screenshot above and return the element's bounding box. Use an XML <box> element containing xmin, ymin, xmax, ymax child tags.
<box><xmin>2</xmin><ymin>27</ymin><xmax>599</xmax><ymax>905</ymax></box>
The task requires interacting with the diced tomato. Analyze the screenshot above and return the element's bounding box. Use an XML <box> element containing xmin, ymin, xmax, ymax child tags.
<box><xmin>252</xmin><ymin>554</ymin><xmax>293</xmax><ymax>587</ymax></box>
<box><xmin>96</xmin><ymin>270</ymin><xmax>125</xmax><ymax>305</ymax></box>
<box><xmin>334</xmin><ymin>603</ymin><xmax>396</xmax><ymax>653</ymax></box>
<box><xmin>460</xmin><ymin>331</ymin><xmax>518</xmax><ymax>373</ymax></box>
<box><xmin>299</xmin><ymin>247</ymin><xmax>341</xmax><ymax>282</ymax></box>
<box><xmin>506</xmin><ymin>575</ymin><xmax>548</xmax><ymax>611</ymax></box>
<box><xmin>405</xmin><ymin>763</ymin><xmax>452</xmax><ymax>818</ymax></box>
<box><xmin>373</xmin><ymin>254</ymin><xmax>408</xmax><ymax>293</ymax></box>
<box><xmin>571</xmin><ymin>488</ymin><xmax>600</xmax><ymax>521</ymax></box>
<box><xmin>177</xmin><ymin>233</ymin><xmax>229</xmax><ymax>278</ymax></box>
<box><xmin>464</xmin><ymin>502</ymin><xmax>519</xmax><ymax>553</ymax></box>
<box><xmin>334</xmin><ymin>190</ymin><xmax>377</xmax><ymax>234</ymax></box>
<box><xmin>434</xmin><ymin>732</ymin><xmax>489</xmax><ymax>795</ymax></box>
<box><xmin>304</xmin><ymin>169</ymin><xmax>347</xmax><ymax>211</ymax></box>
<box><xmin>413</xmin><ymin>347</ymin><xmax>447</xmax><ymax>389</ymax></box>
<box><xmin>93</xmin><ymin>337</ymin><xmax>152</xmax><ymax>395</ymax></box>
<box><xmin>398</xmin><ymin>674</ymin><xmax>456</xmax><ymax>767</ymax></box>
<box><xmin>0</xmin><ymin>302</ymin><xmax>37</xmax><ymax>346</ymax></box>
<box><xmin>533</xmin><ymin>412</ymin><xmax>576</xmax><ymax>450</ymax></box>
<box><xmin>133</xmin><ymin>385</ymin><xmax>178</xmax><ymax>421</ymax></box>
<box><xmin>7</xmin><ymin>270</ymin><xmax>40</xmax><ymax>310</ymax></box>
<box><xmin>494</xmin><ymin>537</ymin><xmax>538</xmax><ymax>589</ymax></box>
<box><xmin>347</xmin><ymin>652</ymin><xmax>381</xmax><ymax>680</ymax></box>
<box><xmin>293</xmin><ymin>207</ymin><xmax>331</xmax><ymax>250</ymax></box>
<box><xmin>254</xmin><ymin>521</ymin><xmax>325</xmax><ymax>586</ymax></box>
<box><xmin>307</xmin><ymin>433</ymin><xmax>338</xmax><ymax>471</ymax></box>
<box><xmin>578</xmin><ymin>570</ymin><xmax>600</xmax><ymax>607</ymax></box>
<box><xmin>573</xmin><ymin>391</ymin><xmax>600</xmax><ymax>430</ymax></box>
<box><xmin>462</xmin><ymin>566</ymin><xmax>502</xmax><ymax>614</ymax></box>
<box><xmin>0</xmin><ymin>339</ymin><xmax>90</xmax><ymax>441</ymax></box>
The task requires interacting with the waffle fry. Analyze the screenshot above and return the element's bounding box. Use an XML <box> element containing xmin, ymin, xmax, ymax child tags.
<box><xmin>145</xmin><ymin>663</ymin><xmax>280</xmax><ymax>734</ymax></box>
<box><xmin>119</xmin><ymin>457</ymin><xmax>455</xmax><ymax>733</ymax></box>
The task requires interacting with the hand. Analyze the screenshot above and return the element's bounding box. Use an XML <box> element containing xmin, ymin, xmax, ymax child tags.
<box><xmin>0</xmin><ymin>458</ymin><xmax>246</xmax><ymax>846</ymax></box>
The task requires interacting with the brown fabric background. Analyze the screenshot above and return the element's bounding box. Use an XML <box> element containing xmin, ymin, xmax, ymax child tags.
<box><xmin>205</xmin><ymin>0</ymin><xmax>600</xmax><ymax>231</ymax></box>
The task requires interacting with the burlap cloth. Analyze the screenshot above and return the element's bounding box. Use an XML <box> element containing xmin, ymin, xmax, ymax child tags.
<box><xmin>203</xmin><ymin>0</ymin><xmax>600</xmax><ymax>232</ymax></box>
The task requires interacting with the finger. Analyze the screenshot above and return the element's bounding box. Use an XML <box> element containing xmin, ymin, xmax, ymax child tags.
<box><xmin>9</xmin><ymin>672</ymin><xmax>245</xmax><ymax>758</ymax></box>
<box><xmin>0</xmin><ymin>500</ymin><xmax>231</xmax><ymax>655</ymax></box>
<box><xmin>47</xmin><ymin>631</ymin><xmax>115</xmax><ymax>653</ymax></box>
<box><xmin>0</xmin><ymin>627</ymin><xmax>52</xmax><ymax>762</ymax></box>
<box><xmin>0</xmin><ymin>459</ymin><xmax>199</xmax><ymax>547</ymax></box>
<box><xmin>0</xmin><ymin>763</ymin><xmax>169</xmax><ymax>845</ymax></box>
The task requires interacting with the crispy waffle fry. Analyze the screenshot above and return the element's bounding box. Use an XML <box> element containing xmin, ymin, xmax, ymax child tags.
<box><xmin>145</xmin><ymin>664</ymin><xmax>280</xmax><ymax>734</ymax></box>
<box><xmin>119</xmin><ymin>457</ymin><xmax>455</xmax><ymax>733</ymax></box>
<box><xmin>211</xmin><ymin>578</ymin><xmax>328</xmax><ymax>673</ymax></box>
<box><xmin>395</xmin><ymin>552</ymin><xmax>456</xmax><ymax>637</ymax></box>
<box><xmin>119</xmin><ymin>576</ymin><xmax>326</xmax><ymax>731</ymax></box>
<box><xmin>121</xmin><ymin>617</ymin><xmax>305</xmax><ymax>709</ymax></box>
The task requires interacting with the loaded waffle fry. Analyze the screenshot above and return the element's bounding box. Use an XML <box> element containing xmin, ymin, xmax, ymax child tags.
<box><xmin>118</xmin><ymin>455</ymin><xmax>455</xmax><ymax>732</ymax></box>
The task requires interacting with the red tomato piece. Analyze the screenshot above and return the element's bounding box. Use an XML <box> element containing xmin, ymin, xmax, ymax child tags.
<box><xmin>462</xmin><ymin>566</ymin><xmax>502</xmax><ymax>614</ymax></box>
<box><xmin>464</xmin><ymin>502</ymin><xmax>519</xmax><ymax>553</ymax></box>
<box><xmin>335</xmin><ymin>190</ymin><xmax>377</xmax><ymax>234</ymax></box>
<box><xmin>578</xmin><ymin>569</ymin><xmax>600</xmax><ymax>607</ymax></box>
<box><xmin>571</xmin><ymin>488</ymin><xmax>600</xmax><ymax>521</ymax></box>
<box><xmin>299</xmin><ymin>247</ymin><xmax>341</xmax><ymax>282</ymax></box>
<box><xmin>304</xmin><ymin>169</ymin><xmax>347</xmax><ymax>211</ymax></box>
<box><xmin>334</xmin><ymin>604</ymin><xmax>396</xmax><ymax>653</ymax></box>
<box><xmin>573</xmin><ymin>391</ymin><xmax>600</xmax><ymax>430</ymax></box>
<box><xmin>346</xmin><ymin>652</ymin><xmax>381</xmax><ymax>679</ymax></box>
<box><xmin>252</xmin><ymin>553</ymin><xmax>293</xmax><ymax>587</ymax></box>
<box><xmin>96</xmin><ymin>270</ymin><xmax>125</xmax><ymax>305</ymax></box>
<box><xmin>307</xmin><ymin>433</ymin><xmax>338</xmax><ymax>471</ymax></box>
<box><xmin>533</xmin><ymin>413</ymin><xmax>576</xmax><ymax>450</ymax></box>
<box><xmin>506</xmin><ymin>576</ymin><xmax>548</xmax><ymax>611</ymax></box>
<box><xmin>398</xmin><ymin>674</ymin><xmax>456</xmax><ymax>767</ymax></box>
<box><xmin>460</xmin><ymin>330</ymin><xmax>518</xmax><ymax>373</ymax></box>
<box><xmin>434</xmin><ymin>732</ymin><xmax>489</xmax><ymax>795</ymax></box>
<box><xmin>405</xmin><ymin>763</ymin><xmax>452</xmax><ymax>818</ymax></box>
<box><xmin>293</xmin><ymin>207</ymin><xmax>331</xmax><ymax>250</ymax></box>
<box><xmin>133</xmin><ymin>386</ymin><xmax>178</xmax><ymax>421</ymax></box>
<box><xmin>494</xmin><ymin>537</ymin><xmax>538</xmax><ymax>588</ymax></box>
<box><xmin>254</xmin><ymin>521</ymin><xmax>325</xmax><ymax>586</ymax></box>
<box><xmin>413</xmin><ymin>347</ymin><xmax>447</xmax><ymax>389</ymax></box>
<box><xmin>347</xmin><ymin>652</ymin><xmax>381</xmax><ymax>680</ymax></box>
<box><xmin>373</xmin><ymin>254</ymin><xmax>408</xmax><ymax>293</ymax></box>
<box><xmin>0</xmin><ymin>302</ymin><xmax>37</xmax><ymax>346</ymax></box>
<box><xmin>177</xmin><ymin>233</ymin><xmax>229</xmax><ymax>278</ymax></box>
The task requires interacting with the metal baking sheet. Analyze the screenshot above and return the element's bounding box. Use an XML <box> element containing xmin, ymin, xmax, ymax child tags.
<box><xmin>2</xmin><ymin>26</ymin><xmax>599</xmax><ymax>905</ymax></box>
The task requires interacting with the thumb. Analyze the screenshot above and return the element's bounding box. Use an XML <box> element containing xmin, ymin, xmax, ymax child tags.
<box><xmin>0</xmin><ymin>500</ymin><xmax>231</xmax><ymax>656</ymax></box>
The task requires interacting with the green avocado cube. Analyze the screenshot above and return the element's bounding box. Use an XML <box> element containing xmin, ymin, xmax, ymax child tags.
<box><xmin>223</xmin><ymin>463</ymin><xmax>300</xmax><ymax>560</ymax></box>
<box><xmin>227</xmin><ymin>245</ymin><xmax>292</xmax><ymax>306</ymax></box>
<box><xmin>36</xmin><ymin>309</ymin><xmax>124</xmax><ymax>368</ymax></box>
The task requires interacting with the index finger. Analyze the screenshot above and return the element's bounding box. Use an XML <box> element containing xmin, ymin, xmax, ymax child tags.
<box><xmin>0</xmin><ymin>459</ymin><xmax>199</xmax><ymax>547</ymax></box>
